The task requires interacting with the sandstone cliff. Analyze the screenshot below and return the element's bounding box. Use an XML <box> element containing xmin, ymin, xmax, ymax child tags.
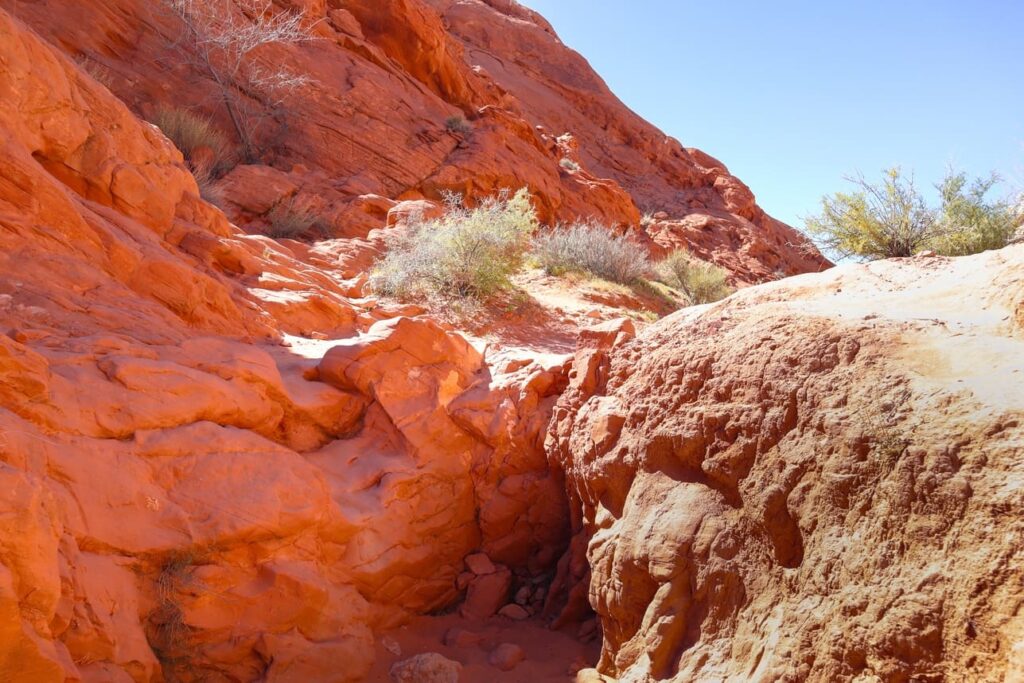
<box><xmin>3</xmin><ymin>0</ymin><xmax>828</xmax><ymax>283</ymax></box>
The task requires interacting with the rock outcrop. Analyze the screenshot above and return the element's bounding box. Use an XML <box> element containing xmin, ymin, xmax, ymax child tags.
<box><xmin>548</xmin><ymin>249</ymin><xmax>1024</xmax><ymax>681</ymax></box>
<box><xmin>3</xmin><ymin>0</ymin><xmax>828</xmax><ymax>283</ymax></box>
<box><xmin>0</xmin><ymin>10</ymin><xmax>569</xmax><ymax>680</ymax></box>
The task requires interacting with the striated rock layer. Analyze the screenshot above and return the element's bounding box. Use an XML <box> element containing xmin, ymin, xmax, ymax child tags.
<box><xmin>0</xmin><ymin>10</ymin><xmax>569</xmax><ymax>680</ymax></box>
<box><xmin>548</xmin><ymin>248</ymin><xmax>1024</xmax><ymax>681</ymax></box>
<box><xmin>2</xmin><ymin>0</ymin><xmax>828</xmax><ymax>283</ymax></box>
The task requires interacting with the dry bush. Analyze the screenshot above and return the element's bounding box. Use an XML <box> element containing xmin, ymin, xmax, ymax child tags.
<box><xmin>656</xmin><ymin>250</ymin><xmax>734</xmax><ymax>305</ymax></box>
<box><xmin>445</xmin><ymin>115</ymin><xmax>473</xmax><ymax>135</ymax></box>
<box><xmin>370</xmin><ymin>189</ymin><xmax>537</xmax><ymax>300</ymax></box>
<box><xmin>160</xmin><ymin>0</ymin><xmax>317</xmax><ymax>160</ymax></box>
<box><xmin>264</xmin><ymin>196</ymin><xmax>323</xmax><ymax>239</ymax></box>
<box><xmin>150</xmin><ymin>105</ymin><xmax>236</xmax><ymax>174</ymax></box>
<box><xmin>533</xmin><ymin>222</ymin><xmax>649</xmax><ymax>284</ymax></box>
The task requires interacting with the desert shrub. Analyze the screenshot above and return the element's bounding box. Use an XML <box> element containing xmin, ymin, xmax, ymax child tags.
<box><xmin>640</xmin><ymin>212</ymin><xmax>657</xmax><ymax>228</ymax></box>
<box><xmin>160</xmin><ymin>0</ymin><xmax>316</xmax><ymax>161</ymax></box>
<box><xmin>533</xmin><ymin>223</ymin><xmax>649</xmax><ymax>284</ymax></box>
<box><xmin>656</xmin><ymin>250</ymin><xmax>733</xmax><ymax>305</ymax></box>
<box><xmin>445</xmin><ymin>115</ymin><xmax>473</xmax><ymax>135</ymax></box>
<box><xmin>807</xmin><ymin>167</ymin><xmax>1020</xmax><ymax>260</ymax></box>
<box><xmin>150</xmin><ymin>105</ymin><xmax>235</xmax><ymax>175</ymax></box>
<box><xmin>190</xmin><ymin>164</ymin><xmax>225</xmax><ymax>207</ymax></box>
<box><xmin>560</xmin><ymin>158</ymin><xmax>580</xmax><ymax>172</ymax></box>
<box><xmin>264</xmin><ymin>196</ymin><xmax>322</xmax><ymax>239</ymax></box>
<box><xmin>931</xmin><ymin>172</ymin><xmax>1022</xmax><ymax>256</ymax></box>
<box><xmin>369</xmin><ymin>188</ymin><xmax>537</xmax><ymax>299</ymax></box>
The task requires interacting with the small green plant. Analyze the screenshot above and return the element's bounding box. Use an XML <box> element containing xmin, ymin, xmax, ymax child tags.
<box><xmin>370</xmin><ymin>188</ymin><xmax>537</xmax><ymax>300</ymax></box>
<box><xmin>264</xmin><ymin>196</ymin><xmax>323</xmax><ymax>240</ymax></box>
<box><xmin>559</xmin><ymin>158</ymin><xmax>581</xmax><ymax>173</ymax></box>
<box><xmin>532</xmin><ymin>222</ymin><xmax>649</xmax><ymax>284</ymax></box>
<box><xmin>656</xmin><ymin>250</ymin><xmax>733</xmax><ymax>305</ymax></box>
<box><xmin>150</xmin><ymin>105</ymin><xmax>236</xmax><ymax>176</ymax></box>
<box><xmin>445</xmin><ymin>115</ymin><xmax>473</xmax><ymax>135</ymax></box>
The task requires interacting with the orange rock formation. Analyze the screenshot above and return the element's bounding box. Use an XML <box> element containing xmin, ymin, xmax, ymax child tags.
<box><xmin>0</xmin><ymin>2</ymin><xmax>1019</xmax><ymax>682</ymax></box>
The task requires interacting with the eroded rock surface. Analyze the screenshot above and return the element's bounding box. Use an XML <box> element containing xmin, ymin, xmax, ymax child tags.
<box><xmin>0</xmin><ymin>10</ymin><xmax>569</xmax><ymax>680</ymax></box>
<box><xmin>3</xmin><ymin>0</ymin><xmax>828</xmax><ymax>283</ymax></box>
<box><xmin>548</xmin><ymin>249</ymin><xmax>1024</xmax><ymax>681</ymax></box>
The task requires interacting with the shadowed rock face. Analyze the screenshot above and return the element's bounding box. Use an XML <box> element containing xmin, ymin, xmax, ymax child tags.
<box><xmin>547</xmin><ymin>249</ymin><xmax>1024</xmax><ymax>682</ymax></box>
<box><xmin>3</xmin><ymin>0</ymin><xmax>828</xmax><ymax>283</ymax></box>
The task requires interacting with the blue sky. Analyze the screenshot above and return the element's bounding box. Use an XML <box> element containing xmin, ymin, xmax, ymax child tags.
<box><xmin>520</xmin><ymin>0</ymin><xmax>1023</xmax><ymax>228</ymax></box>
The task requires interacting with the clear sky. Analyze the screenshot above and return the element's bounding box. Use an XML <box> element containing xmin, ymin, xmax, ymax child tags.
<box><xmin>520</xmin><ymin>0</ymin><xmax>1024</xmax><ymax>229</ymax></box>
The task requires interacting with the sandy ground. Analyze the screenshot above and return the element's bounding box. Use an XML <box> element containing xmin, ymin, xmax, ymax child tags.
<box><xmin>363</xmin><ymin>613</ymin><xmax>601</xmax><ymax>682</ymax></box>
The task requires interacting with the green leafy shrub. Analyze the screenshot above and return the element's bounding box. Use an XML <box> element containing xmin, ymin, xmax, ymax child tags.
<box><xmin>656</xmin><ymin>250</ymin><xmax>733</xmax><ymax>305</ymax></box>
<box><xmin>370</xmin><ymin>189</ymin><xmax>537</xmax><ymax>300</ymax></box>
<box><xmin>806</xmin><ymin>167</ymin><xmax>1021</xmax><ymax>260</ymax></box>
<box><xmin>150</xmin><ymin>105</ymin><xmax>235</xmax><ymax>175</ymax></box>
<box><xmin>559</xmin><ymin>158</ymin><xmax>581</xmax><ymax>172</ymax></box>
<box><xmin>532</xmin><ymin>223</ymin><xmax>649</xmax><ymax>284</ymax></box>
<box><xmin>932</xmin><ymin>172</ymin><xmax>1022</xmax><ymax>256</ymax></box>
<box><xmin>264</xmin><ymin>196</ymin><xmax>323</xmax><ymax>240</ymax></box>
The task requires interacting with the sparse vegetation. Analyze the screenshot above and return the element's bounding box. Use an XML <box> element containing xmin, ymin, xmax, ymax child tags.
<box><xmin>532</xmin><ymin>222</ymin><xmax>649</xmax><ymax>284</ymax></box>
<box><xmin>656</xmin><ymin>250</ymin><xmax>734</xmax><ymax>305</ymax></box>
<box><xmin>73</xmin><ymin>54</ymin><xmax>114</xmax><ymax>89</ymax></box>
<box><xmin>265</xmin><ymin>196</ymin><xmax>323</xmax><ymax>239</ymax></box>
<box><xmin>147</xmin><ymin>551</ymin><xmax>198</xmax><ymax>676</ymax></box>
<box><xmin>190</xmin><ymin>163</ymin><xmax>226</xmax><ymax>207</ymax></box>
<box><xmin>370</xmin><ymin>188</ymin><xmax>537</xmax><ymax>300</ymax></box>
<box><xmin>807</xmin><ymin>167</ymin><xmax>1022</xmax><ymax>260</ymax></box>
<box><xmin>159</xmin><ymin>0</ymin><xmax>317</xmax><ymax>161</ymax></box>
<box><xmin>640</xmin><ymin>212</ymin><xmax>657</xmax><ymax>228</ymax></box>
<box><xmin>931</xmin><ymin>172</ymin><xmax>1022</xmax><ymax>256</ymax></box>
<box><xmin>559</xmin><ymin>158</ymin><xmax>581</xmax><ymax>173</ymax></box>
<box><xmin>150</xmin><ymin>105</ymin><xmax>236</xmax><ymax>175</ymax></box>
<box><xmin>445</xmin><ymin>115</ymin><xmax>473</xmax><ymax>135</ymax></box>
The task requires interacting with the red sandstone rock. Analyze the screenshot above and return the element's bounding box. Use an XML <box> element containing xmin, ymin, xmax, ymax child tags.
<box><xmin>8</xmin><ymin>0</ymin><xmax>827</xmax><ymax>283</ymax></box>
<box><xmin>488</xmin><ymin>642</ymin><xmax>525</xmax><ymax>672</ymax></box>
<box><xmin>497</xmin><ymin>604</ymin><xmax>530</xmax><ymax>621</ymax></box>
<box><xmin>460</xmin><ymin>567</ymin><xmax>512</xmax><ymax>620</ymax></box>
<box><xmin>464</xmin><ymin>553</ymin><xmax>496</xmax><ymax>576</ymax></box>
<box><xmin>0</xmin><ymin>2</ymin><xmax>1019</xmax><ymax>682</ymax></box>
<box><xmin>443</xmin><ymin>627</ymin><xmax>482</xmax><ymax>648</ymax></box>
<box><xmin>389</xmin><ymin>652</ymin><xmax>462</xmax><ymax>683</ymax></box>
<box><xmin>547</xmin><ymin>248</ymin><xmax>1024</xmax><ymax>681</ymax></box>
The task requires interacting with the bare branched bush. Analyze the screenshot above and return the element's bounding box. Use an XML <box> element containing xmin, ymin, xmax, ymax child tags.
<box><xmin>370</xmin><ymin>189</ymin><xmax>537</xmax><ymax>300</ymax></box>
<box><xmin>264</xmin><ymin>196</ymin><xmax>323</xmax><ymax>239</ymax></box>
<box><xmin>160</xmin><ymin>0</ymin><xmax>317</xmax><ymax>161</ymax></box>
<box><xmin>656</xmin><ymin>250</ymin><xmax>734</xmax><ymax>305</ymax></box>
<box><xmin>533</xmin><ymin>223</ymin><xmax>649</xmax><ymax>284</ymax></box>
